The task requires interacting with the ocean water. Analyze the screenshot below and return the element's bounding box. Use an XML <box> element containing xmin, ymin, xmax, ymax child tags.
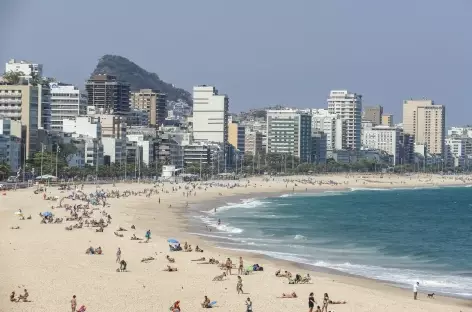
<box><xmin>191</xmin><ymin>186</ymin><xmax>472</xmax><ymax>298</ymax></box>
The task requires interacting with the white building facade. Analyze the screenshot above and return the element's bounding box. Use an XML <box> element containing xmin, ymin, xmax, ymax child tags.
<box><xmin>311</xmin><ymin>108</ymin><xmax>344</xmax><ymax>151</ymax></box>
<box><xmin>49</xmin><ymin>83</ymin><xmax>87</xmax><ymax>132</ymax></box>
<box><xmin>327</xmin><ymin>90</ymin><xmax>362</xmax><ymax>150</ymax></box>
<box><xmin>362</xmin><ymin>125</ymin><xmax>401</xmax><ymax>165</ymax></box>
<box><xmin>192</xmin><ymin>85</ymin><xmax>228</xmax><ymax>144</ymax></box>
<box><xmin>5</xmin><ymin>59</ymin><xmax>43</xmax><ymax>78</ymax></box>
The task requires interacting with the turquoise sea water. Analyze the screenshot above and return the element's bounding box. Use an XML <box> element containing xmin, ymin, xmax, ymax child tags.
<box><xmin>192</xmin><ymin>186</ymin><xmax>472</xmax><ymax>298</ymax></box>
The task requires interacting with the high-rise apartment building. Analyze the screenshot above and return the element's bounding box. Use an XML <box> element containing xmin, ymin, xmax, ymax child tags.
<box><xmin>382</xmin><ymin>114</ymin><xmax>394</xmax><ymax>127</ymax></box>
<box><xmin>49</xmin><ymin>83</ymin><xmax>87</xmax><ymax>132</ymax></box>
<box><xmin>0</xmin><ymin>85</ymin><xmax>39</xmax><ymax>157</ymax></box>
<box><xmin>311</xmin><ymin>109</ymin><xmax>345</xmax><ymax>151</ymax></box>
<box><xmin>363</xmin><ymin>105</ymin><xmax>383</xmax><ymax>126</ymax></box>
<box><xmin>266</xmin><ymin>109</ymin><xmax>312</xmax><ymax>162</ymax></box>
<box><xmin>85</xmin><ymin>74</ymin><xmax>130</xmax><ymax>115</ymax></box>
<box><xmin>244</xmin><ymin>129</ymin><xmax>263</xmax><ymax>156</ymax></box>
<box><xmin>130</xmin><ymin>89</ymin><xmax>167</xmax><ymax>127</ymax></box>
<box><xmin>327</xmin><ymin>90</ymin><xmax>362</xmax><ymax>150</ymax></box>
<box><xmin>402</xmin><ymin>99</ymin><xmax>446</xmax><ymax>156</ymax></box>
<box><xmin>0</xmin><ymin>119</ymin><xmax>22</xmax><ymax>171</ymax></box>
<box><xmin>228</xmin><ymin>121</ymin><xmax>245</xmax><ymax>153</ymax></box>
<box><xmin>192</xmin><ymin>85</ymin><xmax>228</xmax><ymax>144</ymax></box>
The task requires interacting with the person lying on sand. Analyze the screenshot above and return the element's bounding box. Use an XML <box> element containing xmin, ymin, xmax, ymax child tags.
<box><xmin>166</xmin><ymin>255</ymin><xmax>175</xmax><ymax>263</ymax></box>
<box><xmin>329</xmin><ymin>300</ymin><xmax>347</xmax><ymax>304</ymax></box>
<box><xmin>192</xmin><ymin>257</ymin><xmax>206</xmax><ymax>261</ymax></box>
<box><xmin>114</xmin><ymin>232</ymin><xmax>124</xmax><ymax>237</ymax></box>
<box><xmin>195</xmin><ymin>245</ymin><xmax>203</xmax><ymax>252</ymax></box>
<box><xmin>201</xmin><ymin>295</ymin><xmax>211</xmax><ymax>308</ymax></box>
<box><xmin>10</xmin><ymin>226</ymin><xmax>20</xmax><ymax>229</ymax></box>
<box><xmin>117</xmin><ymin>227</ymin><xmax>127</xmax><ymax>231</ymax></box>
<box><xmin>141</xmin><ymin>257</ymin><xmax>155</xmax><ymax>263</ymax></box>
<box><xmin>164</xmin><ymin>265</ymin><xmax>178</xmax><ymax>272</ymax></box>
<box><xmin>278</xmin><ymin>292</ymin><xmax>297</xmax><ymax>298</ymax></box>
<box><xmin>212</xmin><ymin>272</ymin><xmax>226</xmax><ymax>281</ymax></box>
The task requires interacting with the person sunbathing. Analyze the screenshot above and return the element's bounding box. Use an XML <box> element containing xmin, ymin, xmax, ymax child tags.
<box><xmin>329</xmin><ymin>299</ymin><xmax>347</xmax><ymax>304</ymax></box>
<box><xmin>114</xmin><ymin>232</ymin><xmax>124</xmax><ymax>237</ymax></box>
<box><xmin>166</xmin><ymin>255</ymin><xmax>175</xmax><ymax>263</ymax></box>
<box><xmin>195</xmin><ymin>245</ymin><xmax>203</xmax><ymax>252</ymax></box>
<box><xmin>131</xmin><ymin>234</ymin><xmax>142</xmax><ymax>240</ymax></box>
<box><xmin>275</xmin><ymin>269</ymin><xmax>281</xmax><ymax>276</ymax></box>
<box><xmin>278</xmin><ymin>292</ymin><xmax>297</xmax><ymax>298</ymax></box>
<box><xmin>192</xmin><ymin>257</ymin><xmax>206</xmax><ymax>261</ymax></box>
<box><xmin>184</xmin><ymin>242</ymin><xmax>188</xmax><ymax>251</ymax></box>
<box><xmin>86</xmin><ymin>246</ymin><xmax>95</xmax><ymax>254</ymax></box>
<box><xmin>10</xmin><ymin>226</ymin><xmax>20</xmax><ymax>229</ymax></box>
<box><xmin>164</xmin><ymin>265</ymin><xmax>178</xmax><ymax>272</ymax></box>
<box><xmin>201</xmin><ymin>295</ymin><xmax>211</xmax><ymax>308</ymax></box>
<box><xmin>95</xmin><ymin>247</ymin><xmax>102</xmax><ymax>255</ymax></box>
<box><xmin>186</xmin><ymin>244</ymin><xmax>193</xmax><ymax>252</ymax></box>
<box><xmin>10</xmin><ymin>291</ymin><xmax>16</xmax><ymax>302</ymax></box>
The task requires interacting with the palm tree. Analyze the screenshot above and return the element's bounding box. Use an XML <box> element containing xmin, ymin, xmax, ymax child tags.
<box><xmin>0</xmin><ymin>163</ymin><xmax>11</xmax><ymax>181</ymax></box>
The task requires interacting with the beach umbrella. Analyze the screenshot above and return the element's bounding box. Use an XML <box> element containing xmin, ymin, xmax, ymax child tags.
<box><xmin>167</xmin><ymin>238</ymin><xmax>179</xmax><ymax>244</ymax></box>
<box><xmin>43</xmin><ymin>211</ymin><xmax>53</xmax><ymax>217</ymax></box>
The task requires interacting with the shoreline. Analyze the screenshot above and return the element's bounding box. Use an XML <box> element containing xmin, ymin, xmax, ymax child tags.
<box><xmin>185</xmin><ymin>186</ymin><xmax>472</xmax><ymax>302</ymax></box>
<box><xmin>2</xmin><ymin>173</ymin><xmax>472</xmax><ymax>311</ymax></box>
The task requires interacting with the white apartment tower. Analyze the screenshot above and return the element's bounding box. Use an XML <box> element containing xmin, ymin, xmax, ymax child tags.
<box><xmin>362</xmin><ymin>125</ymin><xmax>401</xmax><ymax>165</ymax></box>
<box><xmin>327</xmin><ymin>90</ymin><xmax>362</xmax><ymax>150</ymax></box>
<box><xmin>49</xmin><ymin>83</ymin><xmax>87</xmax><ymax>132</ymax></box>
<box><xmin>192</xmin><ymin>85</ymin><xmax>228</xmax><ymax>144</ymax></box>
<box><xmin>311</xmin><ymin>109</ymin><xmax>345</xmax><ymax>151</ymax></box>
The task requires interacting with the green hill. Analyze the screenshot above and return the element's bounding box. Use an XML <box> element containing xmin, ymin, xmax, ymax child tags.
<box><xmin>91</xmin><ymin>55</ymin><xmax>191</xmax><ymax>104</ymax></box>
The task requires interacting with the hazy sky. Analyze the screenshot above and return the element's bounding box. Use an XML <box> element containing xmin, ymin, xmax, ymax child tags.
<box><xmin>1</xmin><ymin>0</ymin><xmax>471</xmax><ymax>125</ymax></box>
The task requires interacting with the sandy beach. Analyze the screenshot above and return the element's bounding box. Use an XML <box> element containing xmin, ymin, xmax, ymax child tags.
<box><xmin>1</xmin><ymin>173</ymin><xmax>471</xmax><ymax>312</ymax></box>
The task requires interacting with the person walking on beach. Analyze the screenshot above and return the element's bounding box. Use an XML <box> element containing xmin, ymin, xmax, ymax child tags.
<box><xmin>413</xmin><ymin>282</ymin><xmax>419</xmax><ymax>300</ymax></box>
<box><xmin>237</xmin><ymin>276</ymin><xmax>244</xmax><ymax>294</ymax></box>
<box><xmin>70</xmin><ymin>295</ymin><xmax>77</xmax><ymax>312</ymax></box>
<box><xmin>245</xmin><ymin>297</ymin><xmax>253</xmax><ymax>312</ymax></box>
<box><xmin>116</xmin><ymin>248</ymin><xmax>121</xmax><ymax>263</ymax></box>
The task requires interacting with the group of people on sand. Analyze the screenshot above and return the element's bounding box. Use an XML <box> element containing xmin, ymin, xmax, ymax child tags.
<box><xmin>10</xmin><ymin>289</ymin><xmax>29</xmax><ymax>303</ymax></box>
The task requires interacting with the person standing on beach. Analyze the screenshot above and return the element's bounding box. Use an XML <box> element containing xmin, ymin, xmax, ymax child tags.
<box><xmin>308</xmin><ymin>292</ymin><xmax>316</xmax><ymax>312</ymax></box>
<box><xmin>246</xmin><ymin>297</ymin><xmax>253</xmax><ymax>312</ymax></box>
<box><xmin>238</xmin><ymin>257</ymin><xmax>244</xmax><ymax>275</ymax></box>
<box><xmin>413</xmin><ymin>282</ymin><xmax>419</xmax><ymax>300</ymax></box>
<box><xmin>116</xmin><ymin>248</ymin><xmax>121</xmax><ymax>263</ymax></box>
<box><xmin>71</xmin><ymin>295</ymin><xmax>77</xmax><ymax>312</ymax></box>
<box><xmin>237</xmin><ymin>276</ymin><xmax>243</xmax><ymax>294</ymax></box>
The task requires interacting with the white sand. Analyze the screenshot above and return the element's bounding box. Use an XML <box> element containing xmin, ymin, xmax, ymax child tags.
<box><xmin>1</xmin><ymin>173</ymin><xmax>471</xmax><ymax>312</ymax></box>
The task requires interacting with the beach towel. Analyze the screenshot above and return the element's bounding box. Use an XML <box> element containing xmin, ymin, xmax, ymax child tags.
<box><xmin>209</xmin><ymin>301</ymin><xmax>217</xmax><ymax>307</ymax></box>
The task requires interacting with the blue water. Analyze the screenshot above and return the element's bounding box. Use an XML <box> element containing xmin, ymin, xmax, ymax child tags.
<box><xmin>192</xmin><ymin>186</ymin><xmax>472</xmax><ymax>298</ymax></box>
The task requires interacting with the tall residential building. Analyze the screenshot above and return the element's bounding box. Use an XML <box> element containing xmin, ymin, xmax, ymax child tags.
<box><xmin>363</xmin><ymin>105</ymin><xmax>383</xmax><ymax>126</ymax></box>
<box><xmin>362</xmin><ymin>125</ymin><xmax>401</xmax><ymax>165</ymax></box>
<box><xmin>244</xmin><ymin>129</ymin><xmax>263</xmax><ymax>156</ymax></box>
<box><xmin>311</xmin><ymin>131</ymin><xmax>327</xmax><ymax>164</ymax></box>
<box><xmin>228</xmin><ymin>122</ymin><xmax>245</xmax><ymax>153</ymax></box>
<box><xmin>382</xmin><ymin>114</ymin><xmax>394</xmax><ymax>127</ymax></box>
<box><xmin>37</xmin><ymin>83</ymin><xmax>51</xmax><ymax>131</ymax></box>
<box><xmin>266</xmin><ymin>109</ymin><xmax>312</xmax><ymax>162</ymax></box>
<box><xmin>192</xmin><ymin>85</ymin><xmax>229</xmax><ymax>144</ymax></box>
<box><xmin>402</xmin><ymin>99</ymin><xmax>446</xmax><ymax>156</ymax></box>
<box><xmin>327</xmin><ymin>90</ymin><xmax>362</xmax><ymax>150</ymax></box>
<box><xmin>5</xmin><ymin>59</ymin><xmax>43</xmax><ymax>78</ymax></box>
<box><xmin>311</xmin><ymin>109</ymin><xmax>345</xmax><ymax>151</ymax></box>
<box><xmin>445</xmin><ymin>137</ymin><xmax>472</xmax><ymax>167</ymax></box>
<box><xmin>85</xmin><ymin>74</ymin><xmax>130</xmax><ymax>115</ymax></box>
<box><xmin>0</xmin><ymin>119</ymin><xmax>22</xmax><ymax>171</ymax></box>
<box><xmin>130</xmin><ymin>89</ymin><xmax>167</xmax><ymax>127</ymax></box>
<box><xmin>49</xmin><ymin>83</ymin><xmax>87</xmax><ymax>132</ymax></box>
<box><xmin>0</xmin><ymin>84</ymin><xmax>39</xmax><ymax>157</ymax></box>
